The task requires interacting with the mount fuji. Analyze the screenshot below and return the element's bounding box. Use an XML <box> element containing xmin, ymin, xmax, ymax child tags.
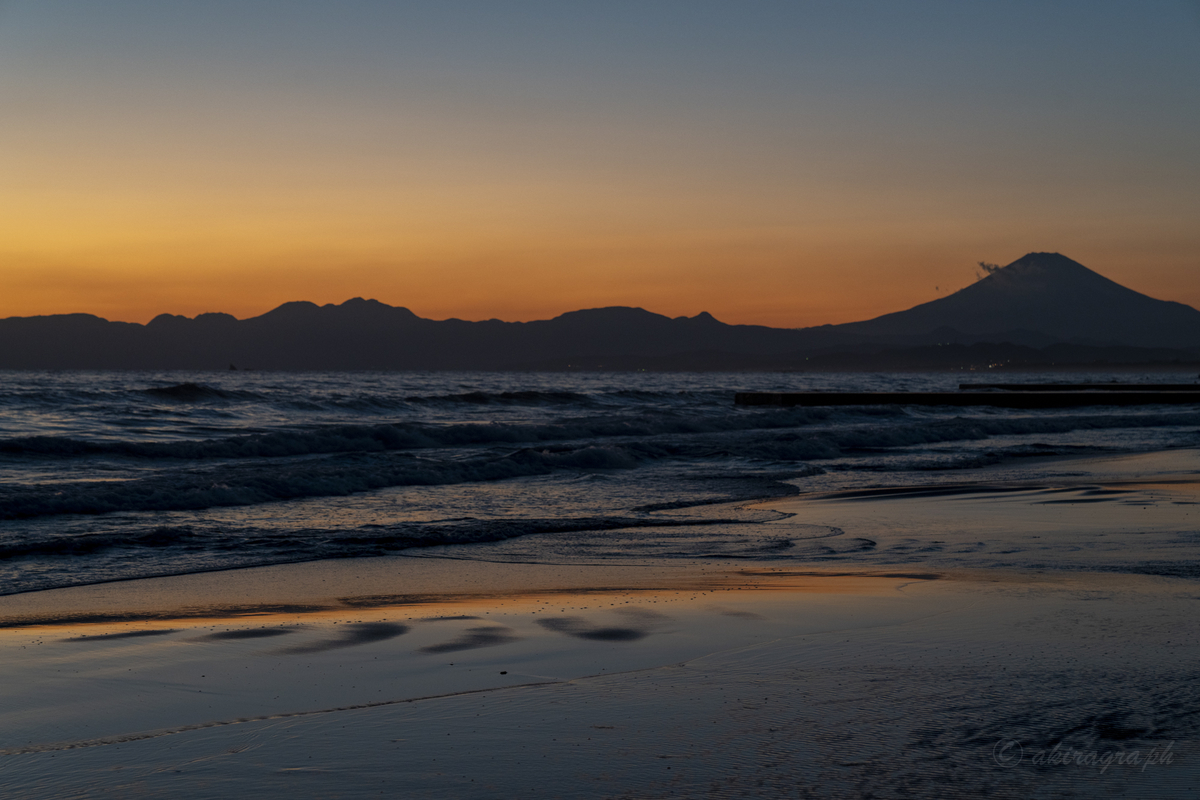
<box><xmin>838</xmin><ymin>252</ymin><xmax>1200</xmax><ymax>349</ymax></box>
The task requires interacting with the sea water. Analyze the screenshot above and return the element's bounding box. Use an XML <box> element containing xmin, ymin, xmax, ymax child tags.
<box><xmin>2</xmin><ymin>370</ymin><xmax>1199</xmax><ymax>595</ymax></box>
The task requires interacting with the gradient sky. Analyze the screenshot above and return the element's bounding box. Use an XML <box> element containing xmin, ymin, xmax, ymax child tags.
<box><xmin>2</xmin><ymin>1</ymin><xmax>1198</xmax><ymax>327</ymax></box>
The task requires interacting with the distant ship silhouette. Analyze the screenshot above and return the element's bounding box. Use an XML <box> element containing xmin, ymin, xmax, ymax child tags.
<box><xmin>2</xmin><ymin>253</ymin><xmax>1198</xmax><ymax>370</ymax></box>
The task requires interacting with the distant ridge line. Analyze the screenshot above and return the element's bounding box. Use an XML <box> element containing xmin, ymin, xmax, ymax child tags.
<box><xmin>3</xmin><ymin>253</ymin><xmax>1199</xmax><ymax>370</ymax></box>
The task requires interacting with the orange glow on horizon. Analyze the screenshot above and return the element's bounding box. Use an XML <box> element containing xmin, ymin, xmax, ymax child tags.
<box><xmin>4</xmin><ymin>237</ymin><xmax>1197</xmax><ymax>329</ymax></box>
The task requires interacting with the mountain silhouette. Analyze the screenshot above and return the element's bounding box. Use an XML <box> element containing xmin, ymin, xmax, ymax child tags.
<box><xmin>1</xmin><ymin>254</ymin><xmax>1198</xmax><ymax>370</ymax></box>
<box><xmin>841</xmin><ymin>252</ymin><xmax>1200</xmax><ymax>348</ymax></box>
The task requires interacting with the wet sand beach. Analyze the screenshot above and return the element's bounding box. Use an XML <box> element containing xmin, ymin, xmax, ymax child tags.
<box><xmin>3</xmin><ymin>449</ymin><xmax>1199</xmax><ymax>798</ymax></box>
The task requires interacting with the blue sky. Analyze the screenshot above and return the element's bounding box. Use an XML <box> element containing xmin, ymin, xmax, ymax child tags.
<box><xmin>2</xmin><ymin>1</ymin><xmax>1197</xmax><ymax>324</ymax></box>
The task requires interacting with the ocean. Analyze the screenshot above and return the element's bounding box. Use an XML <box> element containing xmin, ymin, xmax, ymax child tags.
<box><xmin>3</xmin><ymin>369</ymin><xmax>1199</xmax><ymax>596</ymax></box>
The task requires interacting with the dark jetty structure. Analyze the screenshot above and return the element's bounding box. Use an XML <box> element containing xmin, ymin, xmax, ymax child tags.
<box><xmin>736</xmin><ymin>387</ymin><xmax>1200</xmax><ymax>408</ymax></box>
<box><xmin>959</xmin><ymin>383</ymin><xmax>1200</xmax><ymax>392</ymax></box>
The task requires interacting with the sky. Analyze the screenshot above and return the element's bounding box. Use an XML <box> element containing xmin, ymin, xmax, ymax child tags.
<box><xmin>1</xmin><ymin>1</ymin><xmax>1198</xmax><ymax>327</ymax></box>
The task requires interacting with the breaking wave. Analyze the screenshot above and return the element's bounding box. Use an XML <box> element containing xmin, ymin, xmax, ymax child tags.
<box><xmin>2</xmin><ymin>406</ymin><xmax>1198</xmax><ymax>462</ymax></box>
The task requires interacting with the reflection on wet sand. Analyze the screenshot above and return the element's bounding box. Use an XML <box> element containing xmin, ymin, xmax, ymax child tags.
<box><xmin>419</xmin><ymin>625</ymin><xmax>520</xmax><ymax>653</ymax></box>
<box><xmin>199</xmin><ymin>628</ymin><xmax>295</xmax><ymax>641</ymax></box>
<box><xmin>275</xmin><ymin>622</ymin><xmax>409</xmax><ymax>655</ymax></box>
<box><xmin>537</xmin><ymin>608</ymin><xmax>669</xmax><ymax>642</ymax></box>
<box><xmin>63</xmin><ymin>629</ymin><xmax>179</xmax><ymax>642</ymax></box>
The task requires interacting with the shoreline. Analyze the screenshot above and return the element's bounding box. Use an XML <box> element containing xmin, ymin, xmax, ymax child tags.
<box><xmin>3</xmin><ymin>444</ymin><xmax>1195</xmax><ymax>630</ymax></box>
<box><xmin>4</xmin><ymin>443</ymin><xmax>1195</xmax><ymax>605</ymax></box>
